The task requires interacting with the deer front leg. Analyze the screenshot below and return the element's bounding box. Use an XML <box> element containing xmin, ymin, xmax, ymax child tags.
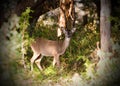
<box><xmin>30</xmin><ymin>53</ymin><xmax>40</xmax><ymax>71</ymax></box>
<box><xmin>53</xmin><ymin>55</ymin><xmax>60</xmax><ymax>68</ymax></box>
<box><xmin>35</xmin><ymin>55</ymin><xmax>44</xmax><ymax>71</ymax></box>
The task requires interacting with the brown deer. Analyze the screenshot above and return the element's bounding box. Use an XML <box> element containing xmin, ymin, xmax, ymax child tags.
<box><xmin>30</xmin><ymin>27</ymin><xmax>76</xmax><ymax>71</ymax></box>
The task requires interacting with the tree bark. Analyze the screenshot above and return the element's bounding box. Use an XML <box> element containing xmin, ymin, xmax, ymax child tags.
<box><xmin>100</xmin><ymin>0</ymin><xmax>111</xmax><ymax>52</ymax></box>
<box><xmin>58</xmin><ymin>0</ymin><xmax>75</xmax><ymax>37</ymax></box>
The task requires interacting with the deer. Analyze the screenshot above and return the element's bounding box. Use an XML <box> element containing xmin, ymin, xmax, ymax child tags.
<box><xmin>30</xmin><ymin>27</ymin><xmax>76</xmax><ymax>71</ymax></box>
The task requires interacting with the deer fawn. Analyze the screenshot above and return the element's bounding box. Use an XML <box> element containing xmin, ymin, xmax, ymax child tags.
<box><xmin>30</xmin><ymin>27</ymin><xmax>76</xmax><ymax>71</ymax></box>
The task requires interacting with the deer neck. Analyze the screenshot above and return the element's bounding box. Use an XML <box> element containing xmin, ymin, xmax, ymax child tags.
<box><xmin>59</xmin><ymin>37</ymin><xmax>71</xmax><ymax>55</ymax></box>
<box><xmin>63</xmin><ymin>37</ymin><xmax>71</xmax><ymax>48</ymax></box>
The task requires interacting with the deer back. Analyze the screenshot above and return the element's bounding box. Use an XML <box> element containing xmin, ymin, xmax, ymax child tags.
<box><xmin>30</xmin><ymin>38</ymin><xmax>68</xmax><ymax>56</ymax></box>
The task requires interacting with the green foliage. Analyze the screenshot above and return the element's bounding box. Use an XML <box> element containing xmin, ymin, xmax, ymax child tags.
<box><xmin>44</xmin><ymin>66</ymin><xmax>57</xmax><ymax>76</ymax></box>
<box><xmin>19</xmin><ymin>7</ymin><xmax>33</xmax><ymax>30</ymax></box>
<box><xmin>19</xmin><ymin>7</ymin><xmax>33</xmax><ymax>39</ymax></box>
<box><xmin>19</xmin><ymin>7</ymin><xmax>34</xmax><ymax>55</ymax></box>
<box><xmin>110</xmin><ymin>16</ymin><xmax>120</xmax><ymax>41</ymax></box>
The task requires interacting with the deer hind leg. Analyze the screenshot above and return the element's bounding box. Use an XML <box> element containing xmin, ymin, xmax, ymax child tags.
<box><xmin>35</xmin><ymin>55</ymin><xmax>43</xmax><ymax>71</ymax></box>
<box><xmin>30</xmin><ymin>53</ymin><xmax>40</xmax><ymax>71</ymax></box>
<box><xmin>53</xmin><ymin>55</ymin><xmax>60</xmax><ymax>68</ymax></box>
<box><xmin>53</xmin><ymin>57</ymin><xmax>56</xmax><ymax>67</ymax></box>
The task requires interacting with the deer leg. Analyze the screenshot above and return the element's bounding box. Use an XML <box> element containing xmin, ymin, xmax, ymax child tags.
<box><xmin>53</xmin><ymin>55</ymin><xmax>60</xmax><ymax>67</ymax></box>
<box><xmin>53</xmin><ymin>57</ymin><xmax>56</xmax><ymax>67</ymax></box>
<box><xmin>35</xmin><ymin>55</ymin><xmax>43</xmax><ymax>71</ymax></box>
<box><xmin>56</xmin><ymin>55</ymin><xmax>60</xmax><ymax>67</ymax></box>
<box><xmin>30</xmin><ymin>53</ymin><xmax>40</xmax><ymax>71</ymax></box>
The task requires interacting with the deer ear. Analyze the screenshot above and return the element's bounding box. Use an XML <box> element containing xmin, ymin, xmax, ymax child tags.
<box><xmin>71</xmin><ymin>27</ymin><xmax>76</xmax><ymax>33</ymax></box>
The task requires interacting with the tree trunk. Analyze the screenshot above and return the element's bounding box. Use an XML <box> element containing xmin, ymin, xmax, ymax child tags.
<box><xmin>100</xmin><ymin>0</ymin><xmax>111</xmax><ymax>53</ymax></box>
<box><xmin>58</xmin><ymin>0</ymin><xmax>75</xmax><ymax>37</ymax></box>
